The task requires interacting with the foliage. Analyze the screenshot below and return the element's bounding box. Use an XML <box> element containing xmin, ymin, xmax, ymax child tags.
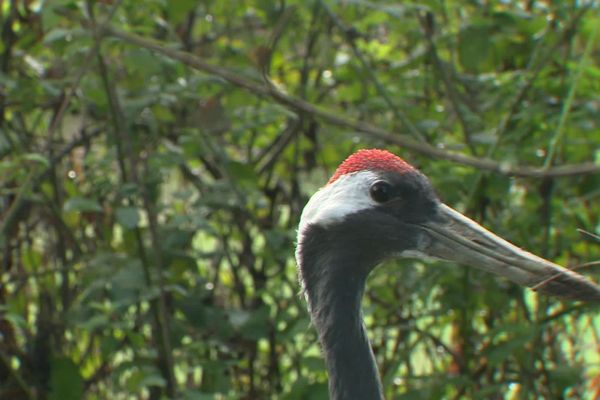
<box><xmin>1</xmin><ymin>0</ymin><xmax>600</xmax><ymax>399</ymax></box>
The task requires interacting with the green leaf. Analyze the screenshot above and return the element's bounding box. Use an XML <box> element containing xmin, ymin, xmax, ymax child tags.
<box><xmin>236</xmin><ymin>306</ymin><xmax>270</xmax><ymax>340</ymax></box>
<box><xmin>225</xmin><ymin>161</ymin><xmax>259</xmax><ymax>189</ymax></box>
<box><xmin>76</xmin><ymin>313</ymin><xmax>110</xmax><ymax>330</ymax></box>
<box><xmin>23</xmin><ymin>153</ymin><xmax>50</xmax><ymax>167</ymax></box>
<box><xmin>458</xmin><ymin>24</ymin><xmax>493</xmax><ymax>72</ymax></box>
<box><xmin>124</xmin><ymin>49</ymin><xmax>162</xmax><ymax>77</ymax></box>
<box><xmin>549</xmin><ymin>364</ymin><xmax>583</xmax><ymax>391</ymax></box>
<box><xmin>198</xmin><ymin>361</ymin><xmax>231</xmax><ymax>393</ymax></box>
<box><xmin>228</xmin><ymin>309</ymin><xmax>251</xmax><ymax>329</ymax></box>
<box><xmin>115</xmin><ymin>206</ymin><xmax>140</xmax><ymax>229</ymax></box>
<box><xmin>302</xmin><ymin>356</ymin><xmax>325</xmax><ymax>372</ymax></box>
<box><xmin>48</xmin><ymin>357</ymin><xmax>84</xmax><ymax>400</ymax></box>
<box><xmin>182</xmin><ymin>389</ymin><xmax>217</xmax><ymax>400</ymax></box>
<box><xmin>112</xmin><ymin>261</ymin><xmax>146</xmax><ymax>293</ymax></box>
<box><xmin>41</xmin><ymin>0</ymin><xmax>75</xmax><ymax>30</ymax></box>
<box><xmin>126</xmin><ymin>366</ymin><xmax>167</xmax><ymax>392</ymax></box>
<box><xmin>167</xmin><ymin>0</ymin><xmax>197</xmax><ymax>24</ymax></box>
<box><xmin>43</xmin><ymin>28</ymin><xmax>72</xmax><ymax>44</ymax></box>
<box><xmin>484</xmin><ymin>324</ymin><xmax>537</xmax><ymax>366</ymax></box>
<box><xmin>63</xmin><ymin>197</ymin><xmax>103</xmax><ymax>213</ymax></box>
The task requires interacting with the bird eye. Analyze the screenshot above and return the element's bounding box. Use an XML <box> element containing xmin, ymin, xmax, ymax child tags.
<box><xmin>369</xmin><ymin>181</ymin><xmax>392</xmax><ymax>203</ymax></box>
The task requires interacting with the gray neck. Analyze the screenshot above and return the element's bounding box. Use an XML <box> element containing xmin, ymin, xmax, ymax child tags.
<box><xmin>299</xmin><ymin>237</ymin><xmax>384</xmax><ymax>400</ymax></box>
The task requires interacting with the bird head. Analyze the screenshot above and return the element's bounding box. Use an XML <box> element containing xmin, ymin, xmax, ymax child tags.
<box><xmin>297</xmin><ymin>149</ymin><xmax>600</xmax><ymax>301</ymax></box>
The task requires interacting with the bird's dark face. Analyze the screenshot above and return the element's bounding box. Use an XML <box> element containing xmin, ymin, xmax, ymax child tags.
<box><xmin>297</xmin><ymin>149</ymin><xmax>600</xmax><ymax>301</ymax></box>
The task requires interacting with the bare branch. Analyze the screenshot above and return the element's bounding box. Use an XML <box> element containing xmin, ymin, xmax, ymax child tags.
<box><xmin>100</xmin><ymin>25</ymin><xmax>600</xmax><ymax>179</ymax></box>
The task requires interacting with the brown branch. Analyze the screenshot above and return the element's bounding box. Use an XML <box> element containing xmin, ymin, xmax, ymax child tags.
<box><xmin>100</xmin><ymin>25</ymin><xmax>600</xmax><ymax>178</ymax></box>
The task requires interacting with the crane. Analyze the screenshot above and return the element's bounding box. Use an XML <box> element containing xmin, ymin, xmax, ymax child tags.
<box><xmin>295</xmin><ymin>149</ymin><xmax>600</xmax><ymax>400</ymax></box>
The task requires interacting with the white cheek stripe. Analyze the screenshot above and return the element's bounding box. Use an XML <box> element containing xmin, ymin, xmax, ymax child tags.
<box><xmin>298</xmin><ymin>171</ymin><xmax>379</xmax><ymax>234</ymax></box>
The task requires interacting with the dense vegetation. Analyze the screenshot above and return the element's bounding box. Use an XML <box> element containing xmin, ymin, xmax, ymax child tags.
<box><xmin>1</xmin><ymin>1</ymin><xmax>600</xmax><ymax>399</ymax></box>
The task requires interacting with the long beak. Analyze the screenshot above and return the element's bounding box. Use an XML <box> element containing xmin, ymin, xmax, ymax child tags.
<box><xmin>419</xmin><ymin>204</ymin><xmax>600</xmax><ymax>301</ymax></box>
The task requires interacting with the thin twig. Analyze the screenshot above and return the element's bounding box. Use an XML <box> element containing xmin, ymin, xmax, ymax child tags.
<box><xmin>577</xmin><ymin>228</ymin><xmax>600</xmax><ymax>243</ymax></box>
<box><xmin>530</xmin><ymin>261</ymin><xmax>600</xmax><ymax>292</ymax></box>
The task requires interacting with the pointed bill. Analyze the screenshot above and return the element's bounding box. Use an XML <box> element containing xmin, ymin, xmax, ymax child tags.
<box><xmin>419</xmin><ymin>204</ymin><xmax>600</xmax><ymax>301</ymax></box>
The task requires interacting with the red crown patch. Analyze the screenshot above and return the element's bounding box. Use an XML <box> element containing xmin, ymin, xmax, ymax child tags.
<box><xmin>328</xmin><ymin>149</ymin><xmax>414</xmax><ymax>184</ymax></box>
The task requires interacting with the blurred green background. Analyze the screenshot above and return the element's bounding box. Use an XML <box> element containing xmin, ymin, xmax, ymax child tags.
<box><xmin>1</xmin><ymin>0</ymin><xmax>600</xmax><ymax>399</ymax></box>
